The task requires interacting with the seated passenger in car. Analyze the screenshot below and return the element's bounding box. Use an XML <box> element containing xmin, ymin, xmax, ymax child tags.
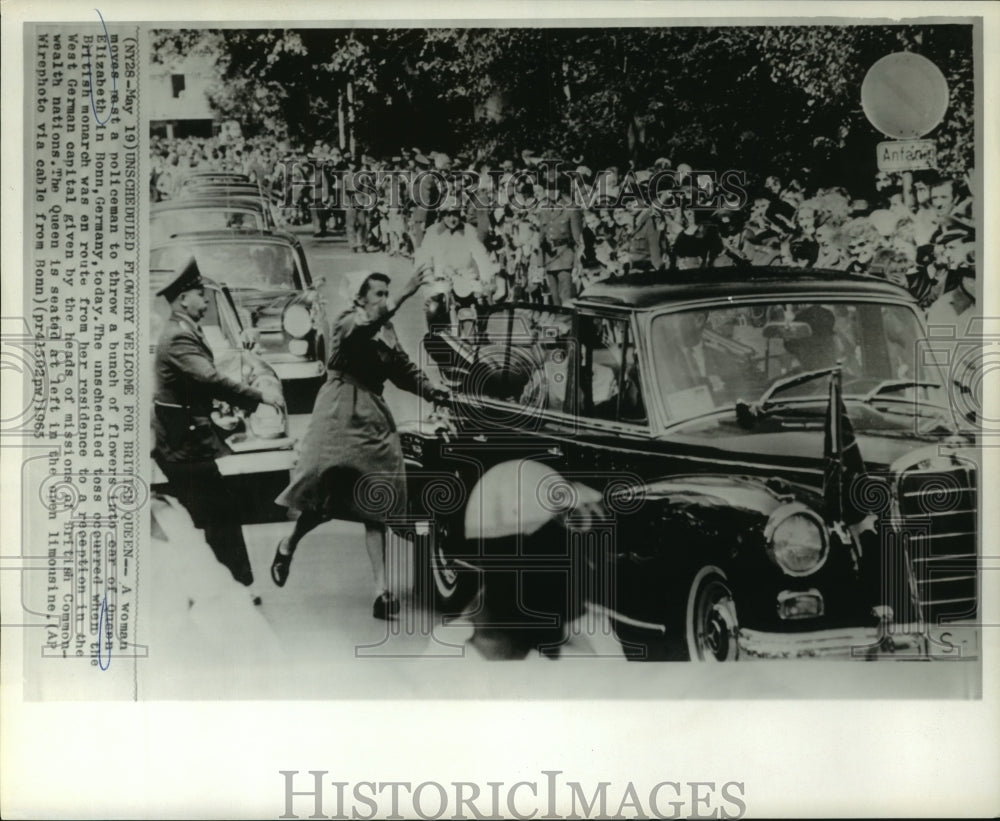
<box><xmin>783</xmin><ymin>305</ymin><xmax>836</xmax><ymax>372</ymax></box>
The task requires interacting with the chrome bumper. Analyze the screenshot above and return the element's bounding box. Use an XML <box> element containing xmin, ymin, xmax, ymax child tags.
<box><xmin>151</xmin><ymin>446</ymin><xmax>296</xmax><ymax>483</ymax></box>
<box><xmin>738</xmin><ymin>624</ymin><xmax>930</xmax><ymax>659</ymax></box>
<box><xmin>216</xmin><ymin>447</ymin><xmax>296</xmax><ymax>476</ymax></box>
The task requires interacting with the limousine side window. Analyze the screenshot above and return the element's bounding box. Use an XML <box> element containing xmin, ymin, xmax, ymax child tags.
<box><xmin>578</xmin><ymin>315</ymin><xmax>647</xmax><ymax>425</ymax></box>
<box><xmin>436</xmin><ymin>306</ymin><xmax>577</xmax><ymax>413</ymax></box>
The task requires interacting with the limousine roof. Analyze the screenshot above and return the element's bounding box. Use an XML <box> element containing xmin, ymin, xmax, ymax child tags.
<box><xmin>576</xmin><ymin>267</ymin><xmax>914</xmax><ymax>309</ymax></box>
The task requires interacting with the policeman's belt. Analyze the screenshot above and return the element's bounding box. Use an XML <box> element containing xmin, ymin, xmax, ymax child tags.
<box><xmin>154</xmin><ymin>400</ymin><xmax>210</xmax><ymax>413</ymax></box>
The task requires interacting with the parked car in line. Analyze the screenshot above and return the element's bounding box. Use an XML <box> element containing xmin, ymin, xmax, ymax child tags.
<box><xmin>149</xmin><ymin>275</ymin><xmax>297</xmax><ymax>522</ymax></box>
<box><xmin>400</xmin><ymin>267</ymin><xmax>979</xmax><ymax>660</ymax></box>
<box><xmin>150</xmin><ymin>230</ymin><xmax>330</xmax><ymax>392</ymax></box>
<box><xmin>178</xmin><ymin>181</ymin><xmax>269</xmax><ymax>202</ymax></box>
<box><xmin>176</xmin><ymin>171</ymin><xmax>253</xmax><ymax>192</ymax></box>
<box><xmin>177</xmin><ymin>180</ymin><xmax>280</xmax><ymax>225</ymax></box>
<box><xmin>151</xmin><ymin>197</ymin><xmax>276</xmax><ymax>246</ymax></box>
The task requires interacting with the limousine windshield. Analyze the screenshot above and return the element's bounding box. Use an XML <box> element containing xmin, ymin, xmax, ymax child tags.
<box><xmin>649</xmin><ymin>300</ymin><xmax>949</xmax><ymax>425</ymax></box>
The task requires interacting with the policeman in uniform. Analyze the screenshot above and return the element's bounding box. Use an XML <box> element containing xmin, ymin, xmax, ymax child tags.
<box><xmin>152</xmin><ymin>258</ymin><xmax>282</xmax><ymax>604</ymax></box>
<box><xmin>409</xmin><ymin>151</ymin><xmax>439</xmax><ymax>251</ymax></box>
<box><xmin>537</xmin><ymin>162</ymin><xmax>584</xmax><ymax>306</ymax></box>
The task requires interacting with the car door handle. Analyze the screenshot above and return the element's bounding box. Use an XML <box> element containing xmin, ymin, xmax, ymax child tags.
<box><xmin>547</xmin><ymin>446</ymin><xmax>563</xmax><ymax>457</ymax></box>
<box><xmin>472</xmin><ymin>434</ymin><xmax>488</xmax><ymax>443</ymax></box>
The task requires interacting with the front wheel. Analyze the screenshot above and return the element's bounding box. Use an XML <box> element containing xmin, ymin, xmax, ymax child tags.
<box><xmin>417</xmin><ymin>517</ymin><xmax>479</xmax><ymax>615</ymax></box>
<box><xmin>685</xmin><ymin>566</ymin><xmax>740</xmax><ymax>661</ymax></box>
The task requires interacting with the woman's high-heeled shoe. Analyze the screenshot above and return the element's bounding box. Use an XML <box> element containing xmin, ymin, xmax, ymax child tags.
<box><xmin>372</xmin><ymin>591</ymin><xmax>400</xmax><ymax>620</ymax></box>
<box><xmin>270</xmin><ymin>539</ymin><xmax>293</xmax><ymax>587</ymax></box>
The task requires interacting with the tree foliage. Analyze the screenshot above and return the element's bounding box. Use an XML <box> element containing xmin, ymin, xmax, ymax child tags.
<box><xmin>151</xmin><ymin>24</ymin><xmax>975</xmax><ymax>181</ymax></box>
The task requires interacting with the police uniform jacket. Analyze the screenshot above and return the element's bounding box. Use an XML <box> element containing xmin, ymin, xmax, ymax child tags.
<box><xmin>622</xmin><ymin>209</ymin><xmax>664</xmax><ymax>270</ymax></box>
<box><xmin>153</xmin><ymin>311</ymin><xmax>264</xmax><ymax>464</ymax></box>
<box><xmin>538</xmin><ymin>193</ymin><xmax>583</xmax><ymax>272</ymax></box>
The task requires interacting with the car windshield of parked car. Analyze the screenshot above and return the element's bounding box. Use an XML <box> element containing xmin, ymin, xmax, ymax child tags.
<box><xmin>150</xmin><ymin>241</ymin><xmax>301</xmax><ymax>290</ymax></box>
<box><xmin>151</xmin><ymin>209</ymin><xmax>265</xmax><ymax>245</ymax></box>
<box><xmin>649</xmin><ymin>301</ymin><xmax>948</xmax><ymax>426</ymax></box>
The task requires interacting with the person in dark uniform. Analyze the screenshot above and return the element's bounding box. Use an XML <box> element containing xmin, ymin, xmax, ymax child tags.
<box><xmin>152</xmin><ymin>258</ymin><xmax>283</xmax><ymax>605</ymax></box>
<box><xmin>310</xmin><ymin>147</ymin><xmax>332</xmax><ymax>238</ymax></box>
<box><xmin>537</xmin><ymin>164</ymin><xmax>584</xmax><ymax>306</ymax></box>
<box><xmin>620</xmin><ymin>201</ymin><xmax>665</xmax><ymax>274</ymax></box>
<box><xmin>409</xmin><ymin>152</ymin><xmax>439</xmax><ymax>251</ymax></box>
<box><xmin>270</xmin><ymin>269</ymin><xmax>449</xmax><ymax>619</ymax></box>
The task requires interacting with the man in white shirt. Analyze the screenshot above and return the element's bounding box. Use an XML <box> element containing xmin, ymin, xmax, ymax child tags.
<box><xmin>415</xmin><ymin>195</ymin><xmax>497</xmax><ymax>336</ymax></box>
<box><xmin>925</xmin><ymin>272</ymin><xmax>978</xmax><ymax>403</ymax></box>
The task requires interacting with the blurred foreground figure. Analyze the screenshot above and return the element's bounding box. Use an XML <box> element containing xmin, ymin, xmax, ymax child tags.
<box><xmin>458</xmin><ymin>460</ymin><xmax>625</xmax><ymax>660</ymax></box>
<box><xmin>149</xmin><ymin>494</ymin><xmax>284</xmax><ymax>679</ymax></box>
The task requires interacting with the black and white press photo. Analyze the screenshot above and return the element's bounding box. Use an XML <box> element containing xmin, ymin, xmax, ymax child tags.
<box><xmin>141</xmin><ymin>22</ymin><xmax>984</xmax><ymax>686</ymax></box>
<box><xmin>2</xmin><ymin>3</ymin><xmax>997</xmax><ymax>818</ymax></box>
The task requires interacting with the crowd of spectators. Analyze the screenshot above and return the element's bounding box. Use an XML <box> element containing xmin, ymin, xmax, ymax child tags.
<box><xmin>150</xmin><ymin>132</ymin><xmax>977</xmax><ymax>325</ymax></box>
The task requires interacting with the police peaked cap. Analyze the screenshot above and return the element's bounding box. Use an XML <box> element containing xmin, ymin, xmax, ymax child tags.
<box><xmin>157</xmin><ymin>257</ymin><xmax>205</xmax><ymax>301</ymax></box>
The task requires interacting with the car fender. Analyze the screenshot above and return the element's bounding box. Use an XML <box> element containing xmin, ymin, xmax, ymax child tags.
<box><xmin>609</xmin><ymin>473</ymin><xmax>825</xmax><ymax>565</ymax></box>
<box><xmin>398</xmin><ymin>419</ymin><xmax>445</xmax><ymax>487</ymax></box>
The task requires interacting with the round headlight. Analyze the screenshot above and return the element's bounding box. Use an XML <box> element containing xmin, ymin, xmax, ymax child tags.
<box><xmin>764</xmin><ymin>504</ymin><xmax>829</xmax><ymax>576</ymax></box>
<box><xmin>282</xmin><ymin>303</ymin><xmax>312</xmax><ymax>338</ymax></box>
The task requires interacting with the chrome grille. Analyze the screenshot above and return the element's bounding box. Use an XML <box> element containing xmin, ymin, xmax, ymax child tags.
<box><xmin>896</xmin><ymin>459</ymin><xmax>978</xmax><ymax>625</ymax></box>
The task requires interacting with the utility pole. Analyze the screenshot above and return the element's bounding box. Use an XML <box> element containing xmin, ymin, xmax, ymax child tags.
<box><xmin>337</xmin><ymin>90</ymin><xmax>346</xmax><ymax>151</ymax></box>
<box><xmin>346</xmin><ymin>80</ymin><xmax>356</xmax><ymax>158</ymax></box>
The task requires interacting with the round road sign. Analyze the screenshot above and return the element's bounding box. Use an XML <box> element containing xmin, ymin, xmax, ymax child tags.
<box><xmin>861</xmin><ymin>52</ymin><xmax>949</xmax><ymax>139</ymax></box>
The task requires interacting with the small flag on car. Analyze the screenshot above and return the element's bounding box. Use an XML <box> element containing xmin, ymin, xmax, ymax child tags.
<box><xmin>822</xmin><ymin>366</ymin><xmax>868</xmax><ymax>528</ymax></box>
